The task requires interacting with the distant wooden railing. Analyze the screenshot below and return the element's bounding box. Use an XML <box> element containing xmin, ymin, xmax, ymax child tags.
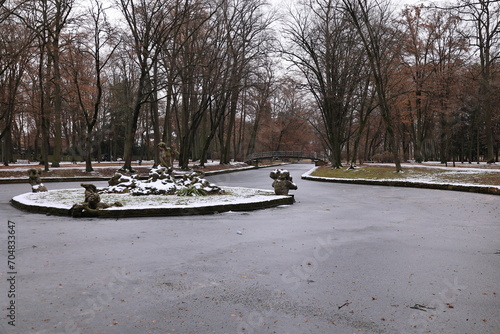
<box><xmin>245</xmin><ymin>151</ymin><xmax>327</xmax><ymax>162</ymax></box>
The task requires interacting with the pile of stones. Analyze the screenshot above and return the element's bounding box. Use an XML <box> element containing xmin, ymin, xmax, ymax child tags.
<box><xmin>105</xmin><ymin>166</ymin><xmax>223</xmax><ymax>196</ymax></box>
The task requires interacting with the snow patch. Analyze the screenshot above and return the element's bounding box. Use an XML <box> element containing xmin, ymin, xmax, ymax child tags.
<box><xmin>12</xmin><ymin>186</ymin><xmax>289</xmax><ymax>210</ymax></box>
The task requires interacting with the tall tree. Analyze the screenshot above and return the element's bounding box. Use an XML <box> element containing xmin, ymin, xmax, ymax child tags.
<box><xmin>117</xmin><ymin>0</ymin><xmax>183</xmax><ymax>172</ymax></box>
<box><xmin>343</xmin><ymin>0</ymin><xmax>404</xmax><ymax>172</ymax></box>
<box><xmin>283</xmin><ymin>0</ymin><xmax>368</xmax><ymax>168</ymax></box>
<box><xmin>245</xmin><ymin>62</ymin><xmax>275</xmax><ymax>157</ymax></box>
<box><xmin>399</xmin><ymin>5</ymin><xmax>437</xmax><ymax>163</ymax></box>
<box><xmin>218</xmin><ymin>0</ymin><xmax>275</xmax><ymax>165</ymax></box>
<box><xmin>267</xmin><ymin>76</ymin><xmax>316</xmax><ymax>152</ymax></box>
<box><xmin>459</xmin><ymin>0</ymin><xmax>500</xmax><ymax>163</ymax></box>
<box><xmin>0</xmin><ymin>4</ymin><xmax>34</xmax><ymax>165</ymax></box>
<box><xmin>429</xmin><ymin>7</ymin><xmax>467</xmax><ymax>164</ymax></box>
<box><xmin>69</xmin><ymin>0</ymin><xmax>119</xmax><ymax>172</ymax></box>
<box><xmin>348</xmin><ymin>69</ymin><xmax>377</xmax><ymax>168</ymax></box>
<box><xmin>172</xmin><ymin>0</ymin><xmax>219</xmax><ymax>169</ymax></box>
<box><xmin>20</xmin><ymin>0</ymin><xmax>74</xmax><ymax>170</ymax></box>
<box><xmin>177</xmin><ymin>0</ymin><xmax>228</xmax><ymax>168</ymax></box>
<box><xmin>47</xmin><ymin>0</ymin><xmax>74</xmax><ymax>167</ymax></box>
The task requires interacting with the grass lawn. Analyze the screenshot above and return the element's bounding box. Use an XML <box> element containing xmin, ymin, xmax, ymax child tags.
<box><xmin>311</xmin><ymin>164</ymin><xmax>500</xmax><ymax>187</ymax></box>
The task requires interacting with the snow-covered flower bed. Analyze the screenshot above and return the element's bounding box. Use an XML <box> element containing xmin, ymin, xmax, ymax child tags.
<box><xmin>12</xmin><ymin>186</ymin><xmax>287</xmax><ymax>210</ymax></box>
<box><xmin>105</xmin><ymin>166</ymin><xmax>223</xmax><ymax>196</ymax></box>
<box><xmin>302</xmin><ymin>166</ymin><xmax>500</xmax><ymax>195</ymax></box>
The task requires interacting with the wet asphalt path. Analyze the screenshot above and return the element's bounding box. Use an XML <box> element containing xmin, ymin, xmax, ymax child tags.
<box><xmin>0</xmin><ymin>163</ymin><xmax>499</xmax><ymax>334</ymax></box>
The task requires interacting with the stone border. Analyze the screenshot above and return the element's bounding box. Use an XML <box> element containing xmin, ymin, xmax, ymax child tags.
<box><xmin>301</xmin><ymin>167</ymin><xmax>500</xmax><ymax>196</ymax></box>
<box><xmin>10</xmin><ymin>188</ymin><xmax>294</xmax><ymax>218</ymax></box>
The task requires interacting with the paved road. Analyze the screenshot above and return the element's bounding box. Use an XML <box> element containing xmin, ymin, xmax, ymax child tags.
<box><xmin>0</xmin><ymin>163</ymin><xmax>499</xmax><ymax>334</ymax></box>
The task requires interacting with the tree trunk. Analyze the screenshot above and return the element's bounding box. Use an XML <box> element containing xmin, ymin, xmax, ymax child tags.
<box><xmin>39</xmin><ymin>50</ymin><xmax>50</xmax><ymax>172</ymax></box>
<box><xmin>221</xmin><ymin>90</ymin><xmax>238</xmax><ymax>164</ymax></box>
<box><xmin>52</xmin><ymin>44</ymin><xmax>62</xmax><ymax>167</ymax></box>
<box><xmin>121</xmin><ymin>105</ymin><xmax>141</xmax><ymax>173</ymax></box>
<box><xmin>2</xmin><ymin>127</ymin><xmax>12</xmax><ymax>166</ymax></box>
<box><xmin>85</xmin><ymin>128</ymin><xmax>93</xmax><ymax>172</ymax></box>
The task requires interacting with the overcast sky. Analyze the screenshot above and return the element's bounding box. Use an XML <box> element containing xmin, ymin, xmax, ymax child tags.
<box><xmin>269</xmin><ymin>0</ymin><xmax>450</xmax><ymax>9</ymax></box>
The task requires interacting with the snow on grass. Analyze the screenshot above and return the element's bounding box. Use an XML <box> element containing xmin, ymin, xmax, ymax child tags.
<box><xmin>303</xmin><ymin>165</ymin><xmax>500</xmax><ymax>189</ymax></box>
<box><xmin>13</xmin><ymin>189</ymin><xmax>85</xmax><ymax>209</ymax></box>
<box><xmin>371</xmin><ymin>162</ymin><xmax>500</xmax><ymax>174</ymax></box>
<box><xmin>12</xmin><ymin>186</ymin><xmax>288</xmax><ymax>210</ymax></box>
<box><xmin>303</xmin><ymin>173</ymin><xmax>500</xmax><ymax>189</ymax></box>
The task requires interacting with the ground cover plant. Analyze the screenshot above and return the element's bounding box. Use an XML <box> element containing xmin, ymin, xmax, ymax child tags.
<box><xmin>312</xmin><ymin>163</ymin><xmax>500</xmax><ymax>187</ymax></box>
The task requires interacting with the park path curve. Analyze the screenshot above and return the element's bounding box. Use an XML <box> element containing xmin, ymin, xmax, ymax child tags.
<box><xmin>0</xmin><ymin>163</ymin><xmax>498</xmax><ymax>334</ymax></box>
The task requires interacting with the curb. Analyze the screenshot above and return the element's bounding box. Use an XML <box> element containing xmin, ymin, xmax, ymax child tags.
<box><xmin>301</xmin><ymin>168</ymin><xmax>500</xmax><ymax>196</ymax></box>
<box><xmin>10</xmin><ymin>191</ymin><xmax>294</xmax><ymax>218</ymax></box>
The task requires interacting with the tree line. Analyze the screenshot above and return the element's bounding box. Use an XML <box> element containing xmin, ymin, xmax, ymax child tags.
<box><xmin>284</xmin><ymin>0</ymin><xmax>500</xmax><ymax>170</ymax></box>
<box><xmin>0</xmin><ymin>0</ymin><xmax>498</xmax><ymax>172</ymax></box>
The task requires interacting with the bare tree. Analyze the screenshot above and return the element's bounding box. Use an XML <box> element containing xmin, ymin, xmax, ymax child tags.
<box><xmin>459</xmin><ymin>0</ymin><xmax>500</xmax><ymax>163</ymax></box>
<box><xmin>218</xmin><ymin>0</ymin><xmax>275</xmax><ymax>165</ymax></box>
<box><xmin>428</xmin><ymin>7</ymin><xmax>466</xmax><ymax>164</ymax></box>
<box><xmin>0</xmin><ymin>16</ymin><xmax>33</xmax><ymax>165</ymax></box>
<box><xmin>1</xmin><ymin>0</ymin><xmax>38</xmax><ymax>165</ymax></box>
<box><xmin>176</xmin><ymin>0</ymin><xmax>229</xmax><ymax>168</ymax></box>
<box><xmin>68</xmin><ymin>0</ymin><xmax>119</xmax><ymax>172</ymax></box>
<box><xmin>170</xmin><ymin>0</ymin><xmax>219</xmax><ymax>169</ymax></box>
<box><xmin>266</xmin><ymin>76</ymin><xmax>317</xmax><ymax>152</ymax></box>
<box><xmin>342</xmin><ymin>0</ymin><xmax>404</xmax><ymax>172</ymax></box>
<box><xmin>49</xmin><ymin>0</ymin><xmax>73</xmax><ymax>167</ymax></box>
<box><xmin>19</xmin><ymin>0</ymin><xmax>74</xmax><ymax>170</ymax></box>
<box><xmin>245</xmin><ymin>62</ymin><xmax>275</xmax><ymax>157</ymax></box>
<box><xmin>282</xmin><ymin>0</ymin><xmax>371</xmax><ymax>168</ymax></box>
<box><xmin>117</xmin><ymin>0</ymin><xmax>184</xmax><ymax>172</ymax></box>
<box><xmin>348</xmin><ymin>68</ymin><xmax>377</xmax><ymax>168</ymax></box>
<box><xmin>399</xmin><ymin>5</ymin><xmax>438</xmax><ymax>163</ymax></box>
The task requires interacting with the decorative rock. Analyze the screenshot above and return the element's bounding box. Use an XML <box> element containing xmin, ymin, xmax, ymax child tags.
<box><xmin>27</xmin><ymin>168</ymin><xmax>47</xmax><ymax>193</ymax></box>
<box><xmin>149</xmin><ymin>165</ymin><xmax>173</xmax><ymax>181</ymax></box>
<box><xmin>270</xmin><ymin>169</ymin><xmax>297</xmax><ymax>195</ymax></box>
<box><xmin>107</xmin><ymin>173</ymin><xmax>141</xmax><ymax>194</ymax></box>
<box><xmin>108</xmin><ymin>173</ymin><xmax>123</xmax><ymax>186</ymax></box>
<box><xmin>104</xmin><ymin>167</ymin><xmax>222</xmax><ymax>197</ymax></box>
